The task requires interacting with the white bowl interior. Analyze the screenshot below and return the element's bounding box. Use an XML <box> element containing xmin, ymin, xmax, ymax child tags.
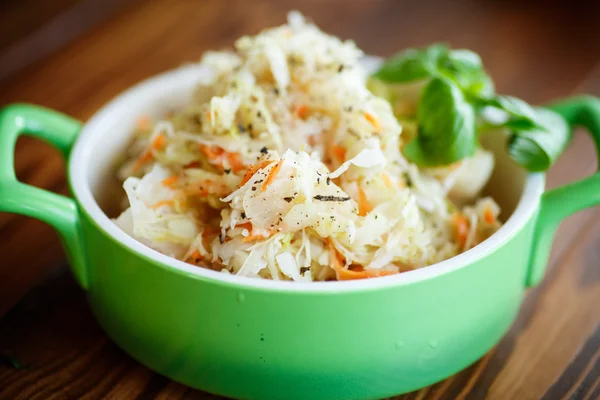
<box><xmin>69</xmin><ymin>65</ymin><xmax>544</xmax><ymax>291</ymax></box>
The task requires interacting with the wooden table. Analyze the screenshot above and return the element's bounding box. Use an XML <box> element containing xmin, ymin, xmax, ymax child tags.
<box><xmin>0</xmin><ymin>1</ymin><xmax>599</xmax><ymax>398</ymax></box>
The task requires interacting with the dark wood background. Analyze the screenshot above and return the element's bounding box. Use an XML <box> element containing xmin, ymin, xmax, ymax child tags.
<box><xmin>0</xmin><ymin>0</ymin><xmax>599</xmax><ymax>398</ymax></box>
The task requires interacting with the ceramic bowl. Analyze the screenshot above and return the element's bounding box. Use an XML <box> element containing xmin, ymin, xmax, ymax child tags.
<box><xmin>1</xmin><ymin>65</ymin><xmax>599</xmax><ymax>400</ymax></box>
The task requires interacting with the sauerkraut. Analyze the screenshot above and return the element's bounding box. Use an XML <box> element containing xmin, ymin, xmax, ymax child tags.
<box><xmin>113</xmin><ymin>11</ymin><xmax>501</xmax><ymax>281</ymax></box>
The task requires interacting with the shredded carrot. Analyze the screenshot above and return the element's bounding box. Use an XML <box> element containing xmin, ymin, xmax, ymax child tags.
<box><xmin>357</xmin><ymin>185</ymin><xmax>373</xmax><ymax>216</ymax></box>
<box><xmin>483</xmin><ymin>206</ymin><xmax>496</xmax><ymax>224</ymax></box>
<box><xmin>364</xmin><ymin>112</ymin><xmax>380</xmax><ymax>132</ymax></box>
<box><xmin>199</xmin><ymin>144</ymin><xmax>224</xmax><ymax>160</ymax></box>
<box><xmin>330</xmin><ymin>144</ymin><xmax>346</xmax><ymax>163</ymax></box>
<box><xmin>241</xmin><ymin>160</ymin><xmax>274</xmax><ymax>186</ymax></box>
<box><xmin>454</xmin><ymin>213</ymin><xmax>470</xmax><ymax>248</ymax></box>
<box><xmin>226</xmin><ymin>152</ymin><xmax>246</xmax><ymax>172</ymax></box>
<box><xmin>184</xmin><ymin>161</ymin><xmax>201</xmax><ymax>169</ymax></box>
<box><xmin>161</xmin><ymin>176</ymin><xmax>179</xmax><ymax>187</ymax></box>
<box><xmin>200</xmin><ymin>145</ymin><xmax>246</xmax><ymax>173</ymax></box>
<box><xmin>242</xmin><ymin>232</ymin><xmax>272</xmax><ymax>243</ymax></box>
<box><xmin>186</xmin><ymin>249</ymin><xmax>205</xmax><ymax>265</ymax></box>
<box><xmin>189</xmin><ymin>250</ymin><xmax>202</xmax><ymax>260</ymax></box>
<box><xmin>152</xmin><ymin>134</ymin><xmax>166</xmax><ymax>150</ymax></box>
<box><xmin>295</xmin><ymin>104</ymin><xmax>309</xmax><ymax>118</ymax></box>
<box><xmin>132</xmin><ymin>150</ymin><xmax>153</xmax><ymax>173</ymax></box>
<box><xmin>131</xmin><ymin>133</ymin><xmax>166</xmax><ymax>173</ymax></box>
<box><xmin>381</xmin><ymin>172</ymin><xmax>394</xmax><ymax>189</ymax></box>
<box><xmin>150</xmin><ymin>199</ymin><xmax>175</xmax><ymax>209</ymax></box>
<box><xmin>261</xmin><ymin>160</ymin><xmax>283</xmax><ymax>191</ymax></box>
<box><xmin>237</xmin><ymin>223</ymin><xmax>272</xmax><ymax>243</ymax></box>
<box><xmin>328</xmin><ymin>239</ymin><xmax>397</xmax><ymax>280</ymax></box>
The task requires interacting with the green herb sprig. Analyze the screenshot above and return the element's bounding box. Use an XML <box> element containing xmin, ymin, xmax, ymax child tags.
<box><xmin>371</xmin><ymin>44</ymin><xmax>569</xmax><ymax>171</ymax></box>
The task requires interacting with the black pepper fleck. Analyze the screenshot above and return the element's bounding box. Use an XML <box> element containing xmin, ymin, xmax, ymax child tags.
<box><xmin>347</xmin><ymin>128</ymin><xmax>360</xmax><ymax>139</ymax></box>
<box><xmin>313</xmin><ymin>195</ymin><xmax>351</xmax><ymax>202</ymax></box>
<box><xmin>283</xmin><ymin>197</ymin><xmax>293</xmax><ymax>203</ymax></box>
<box><xmin>403</xmin><ymin>172</ymin><xmax>413</xmax><ymax>187</ymax></box>
<box><xmin>260</xmin><ymin>146</ymin><xmax>268</xmax><ymax>154</ymax></box>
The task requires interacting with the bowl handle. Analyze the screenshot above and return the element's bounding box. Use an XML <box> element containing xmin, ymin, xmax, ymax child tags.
<box><xmin>0</xmin><ymin>104</ymin><xmax>88</xmax><ymax>289</ymax></box>
<box><xmin>527</xmin><ymin>95</ymin><xmax>600</xmax><ymax>287</ymax></box>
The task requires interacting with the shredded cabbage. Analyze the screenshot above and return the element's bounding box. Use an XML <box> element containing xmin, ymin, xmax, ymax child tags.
<box><xmin>113</xmin><ymin>11</ymin><xmax>501</xmax><ymax>281</ymax></box>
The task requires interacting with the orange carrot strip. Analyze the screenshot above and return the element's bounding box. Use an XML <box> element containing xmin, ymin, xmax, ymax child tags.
<box><xmin>238</xmin><ymin>223</ymin><xmax>272</xmax><ymax>243</ymax></box>
<box><xmin>199</xmin><ymin>144</ymin><xmax>224</xmax><ymax>160</ymax></box>
<box><xmin>328</xmin><ymin>239</ymin><xmax>397</xmax><ymax>280</ymax></box>
<box><xmin>242</xmin><ymin>232</ymin><xmax>272</xmax><ymax>243</ymax></box>
<box><xmin>236</xmin><ymin>222</ymin><xmax>253</xmax><ymax>230</ymax></box>
<box><xmin>150</xmin><ymin>199</ymin><xmax>175</xmax><ymax>209</ymax></box>
<box><xmin>184</xmin><ymin>161</ymin><xmax>201</xmax><ymax>169</ymax></box>
<box><xmin>189</xmin><ymin>250</ymin><xmax>202</xmax><ymax>260</ymax></box>
<box><xmin>330</xmin><ymin>144</ymin><xmax>346</xmax><ymax>163</ymax></box>
<box><xmin>381</xmin><ymin>172</ymin><xmax>394</xmax><ymax>189</ymax></box>
<box><xmin>364</xmin><ymin>112</ymin><xmax>381</xmax><ymax>132</ymax></box>
<box><xmin>152</xmin><ymin>134</ymin><xmax>166</xmax><ymax>150</ymax></box>
<box><xmin>131</xmin><ymin>133</ymin><xmax>166</xmax><ymax>173</ymax></box>
<box><xmin>241</xmin><ymin>160</ymin><xmax>274</xmax><ymax>186</ymax></box>
<box><xmin>161</xmin><ymin>176</ymin><xmax>179</xmax><ymax>187</ymax></box>
<box><xmin>186</xmin><ymin>249</ymin><xmax>204</xmax><ymax>266</ymax></box>
<box><xmin>357</xmin><ymin>186</ymin><xmax>373</xmax><ymax>216</ymax></box>
<box><xmin>483</xmin><ymin>207</ymin><xmax>495</xmax><ymax>224</ymax></box>
<box><xmin>226</xmin><ymin>152</ymin><xmax>246</xmax><ymax>172</ymax></box>
<box><xmin>132</xmin><ymin>150</ymin><xmax>153</xmax><ymax>173</ymax></box>
<box><xmin>295</xmin><ymin>104</ymin><xmax>309</xmax><ymax>118</ymax></box>
<box><xmin>261</xmin><ymin>160</ymin><xmax>283</xmax><ymax>192</ymax></box>
<box><xmin>454</xmin><ymin>213</ymin><xmax>470</xmax><ymax>248</ymax></box>
<box><xmin>200</xmin><ymin>145</ymin><xmax>246</xmax><ymax>173</ymax></box>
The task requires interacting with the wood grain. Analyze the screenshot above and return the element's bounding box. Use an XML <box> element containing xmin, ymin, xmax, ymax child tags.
<box><xmin>0</xmin><ymin>0</ymin><xmax>138</xmax><ymax>81</ymax></box>
<box><xmin>0</xmin><ymin>0</ymin><xmax>599</xmax><ymax>398</ymax></box>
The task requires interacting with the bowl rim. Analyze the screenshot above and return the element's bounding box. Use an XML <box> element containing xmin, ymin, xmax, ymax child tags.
<box><xmin>69</xmin><ymin>65</ymin><xmax>545</xmax><ymax>293</ymax></box>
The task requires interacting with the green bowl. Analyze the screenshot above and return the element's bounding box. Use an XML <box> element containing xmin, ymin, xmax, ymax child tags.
<box><xmin>1</xmin><ymin>66</ymin><xmax>599</xmax><ymax>400</ymax></box>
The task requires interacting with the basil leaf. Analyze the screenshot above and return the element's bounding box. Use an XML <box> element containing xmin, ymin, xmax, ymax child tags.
<box><xmin>482</xmin><ymin>95</ymin><xmax>541</xmax><ymax>129</ymax></box>
<box><xmin>438</xmin><ymin>50</ymin><xmax>494</xmax><ymax>98</ymax></box>
<box><xmin>507</xmin><ymin>108</ymin><xmax>570</xmax><ymax>171</ymax></box>
<box><xmin>373</xmin><ymin>44</ymin><xmax>448</xmax><ymax>83</ymax></box>
<box><xmin>403</xmin><ymin>77</ymin><xmax>476</xmax><ymax>166</ymax></box>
